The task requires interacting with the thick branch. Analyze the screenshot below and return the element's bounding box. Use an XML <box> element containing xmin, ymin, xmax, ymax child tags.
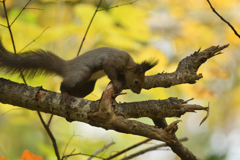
<box><xmin>0</xmin><ymin>78</ymin><xmax>206</xmax><ymax>121</ymax></box>
<box><xmin>0</xmin><ymin>78</ymin><xmax>184</xmax><ymax>143</ymax></box>
<box><xmin>144</xmin><ymin>44</ymin><xmax>229</xmax><ymax>89</ymax></box>
<box><xmin>114</xmin><ymin>97</ymin><xmax>207</xmax><ymax>119</ymax></box>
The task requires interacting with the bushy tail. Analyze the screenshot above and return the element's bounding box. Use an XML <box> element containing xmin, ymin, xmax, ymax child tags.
<box><xmin>0</xmin><ymin>40</ymin><xmax>66</xmax><ymax>78</ymax></box>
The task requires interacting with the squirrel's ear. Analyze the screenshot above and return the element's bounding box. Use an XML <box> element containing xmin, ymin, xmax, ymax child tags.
<box><xmin>140</xmin><ymin>59</ymin><xmax>158</xmax><ymax>72</ymax></box>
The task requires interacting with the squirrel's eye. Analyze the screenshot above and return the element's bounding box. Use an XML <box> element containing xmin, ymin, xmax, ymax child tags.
<box><xmin>134</xmin><ymin>79</ymin><xmax>139</xmax><ymax>84</ymax></box>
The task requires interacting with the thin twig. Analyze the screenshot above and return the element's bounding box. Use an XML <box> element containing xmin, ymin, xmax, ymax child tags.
<box><xmin>206</xmin><ymin>0</ymin><xmax>240</xmax><ymax>38</ymax></box>
<box><xmin>2</xmin><ymin>0</ymin><xmax>27</xmax><ymax>84</ymax></box>
<box><xmin>182</xmin><ymin>98</ymin><xmax>194</xmax><ymax>104</ymax></box>
<box><xmin>62</xmin><ymin>152</ymin><xmax>104</xmax><ymax>160</ymax></box>
<box><xmin>0</xmin><ymin>108</ymin><xmax>22</xmax><ymax>116</ymax></box>
<box><xmin>62</xmin><ymin>133</ymin><xmax>75</xmax><ymax>158</ymax></box>
<box><xmin>10</xmin><ymin>0</ymin><xmax>32</xmax><ymax>26</ymax></box>
<box><xmin>0</xmin><ymin>24</ymin><xmax>7</xmax><ymax>27</ymax></box>
<box><xmin>88</xmin><ymin>141</ymin><xmax>115</xmax><ymax>160</ymax></box>
<box><xmin>77</xmin><ymin>0</ymin><xmax>138</xmax><ymax>56</ymax></box>
<box><xmin>77</xmin><ymin>0</ymin><xmax>103</xmax><ymax>56</ymax></box>
<box><xmin>121</xmin><ymin>137</ymin><xmax>188</xmax><ymax>160</ymax></box>
<box><xmin>105</xmin><ymin>138</ymin><xmax>151</xmax><ymax>160</ymax></box>
<box><xmin>2</xmin><ymin>0</ymin><xmax>16</xmax><ymax>53</ymax></box>
<box><xmin>19</xmin><ymin>26</ymin><xmax>50</xmax><ymax>53</ymax></box>
<box><xmin>47</xmin><ymin>114</ymin><xmax>54</xmax><ymax>127</ymax></box>
<box><xmin>98</xmin><ymin>0</ymin><xmax>138</xmax><ymax>11</ymax></box>
<box><xmin>199</xmin><ymin>102</ymin><xmax>210</xmax><ymax>126</ymax></box>
<box><xmin>37</xmin><ymin>111</ymin><xmax>60</xmax><ymax>160</ymax></box>
<box><xmin>25</xmin><ymin>7</ymin><xmax>44</xmax><ymax>10</ymax></box>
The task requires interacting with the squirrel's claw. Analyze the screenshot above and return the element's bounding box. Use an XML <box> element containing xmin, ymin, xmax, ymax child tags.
<box><xmin>112</xmin><ymin>80</ymin><xmax>123</xmax><ymax>93</ymax></box>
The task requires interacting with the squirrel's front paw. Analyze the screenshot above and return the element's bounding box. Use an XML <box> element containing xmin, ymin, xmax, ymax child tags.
<box><xmin>112</xmin><ymin>80</ymin><xmax>122</xmax><ymax>93</ymax></box>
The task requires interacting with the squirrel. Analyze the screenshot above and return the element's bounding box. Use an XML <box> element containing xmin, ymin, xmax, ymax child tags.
<box><xmin>0</xmin><ymin>40</ymin><xmax>158</xmax><ymax>101</ymax></box>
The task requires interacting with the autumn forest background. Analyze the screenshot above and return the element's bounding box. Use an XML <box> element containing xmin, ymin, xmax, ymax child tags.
<box><xmin>0</xmin><ymin>0</ymin><xmax>239</xmax><ymax>160</ymax></box>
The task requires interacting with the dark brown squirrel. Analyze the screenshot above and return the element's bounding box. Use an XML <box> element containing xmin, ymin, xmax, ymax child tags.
<box><xmin>0</xmin><ymin>40</ymin><xmax>158</xmax><ymax>100</ymax></box>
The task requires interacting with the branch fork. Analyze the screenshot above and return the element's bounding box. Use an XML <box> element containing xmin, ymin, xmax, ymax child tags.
<box><xmin>89</xmin><ymin>83</ymin><xmax>180</xmax><ymax>144</ymax></box>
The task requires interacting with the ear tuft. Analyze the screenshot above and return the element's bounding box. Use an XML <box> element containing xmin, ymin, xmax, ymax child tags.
<box><xmin>140</xmin><ymin>59</ymin><xmax>158</xmax><ymax>72</ymax></box>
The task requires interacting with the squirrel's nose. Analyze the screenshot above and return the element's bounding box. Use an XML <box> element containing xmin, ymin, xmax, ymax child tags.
<box><xmin>131</xmin><ymin>88</ymin><xmax>141</xmax><ymax>94</ymax></box>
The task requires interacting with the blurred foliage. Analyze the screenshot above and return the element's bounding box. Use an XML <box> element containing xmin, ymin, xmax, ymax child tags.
<box><xmin>0</xmin><ymin>0</ymin><xmax>239</xmax><ymax>160</ymax></box>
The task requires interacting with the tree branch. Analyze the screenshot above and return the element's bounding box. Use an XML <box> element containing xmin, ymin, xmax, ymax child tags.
<box><xmin>121</xmin><ymin>137</ymin><xmax>188</xmax><ymax>160</ymax></box>
<box><xmin>0</xmin><ymin>78</ymin><xmax>207</xmax><ymax>120</ymax></box>
<box><xmin>152</xmin><ymin>118</ymin><xmax>197</xmax><ymax>160</ymax></box>
<box><xmin>88</xmin><ymin>141</ymin><xmax>115</xmax><ymax>160</ymax></box>
<box><xmin>144</xmin><ymin>44</ymin><xmax>229</xmax><ymax>89</ymax></box>
<box><xmin>77</xmin><ymin>0</ymin><xmax>103</xmax><ymax>56</ymax></box>
<box><xmin>37</xmin><ymin>112</ymin><xmax>60</xmax><ymax>160</ymax></box>
<box><xmin>105</xmin><ymin>138</ymin><xmax>151</xmax><ymax>160</ymax></box>
<box><xmin>0</xmin><ymin>78</ymin><xmax>182</xmax><ymax>143</ymax></box>
<box><xmin>77</xmin><ymin>0</ymin><xmax>138</xmax><ymax>56</ymax></box>
<box><xmin>206</xmin><ymin>0</ymin><xmax>240</xmax><ymax>38</ymax></box>
<box><xmin>97</xmin><ymin>0</ymin><xmax>138</xmax><ymax>11</ymax></box>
